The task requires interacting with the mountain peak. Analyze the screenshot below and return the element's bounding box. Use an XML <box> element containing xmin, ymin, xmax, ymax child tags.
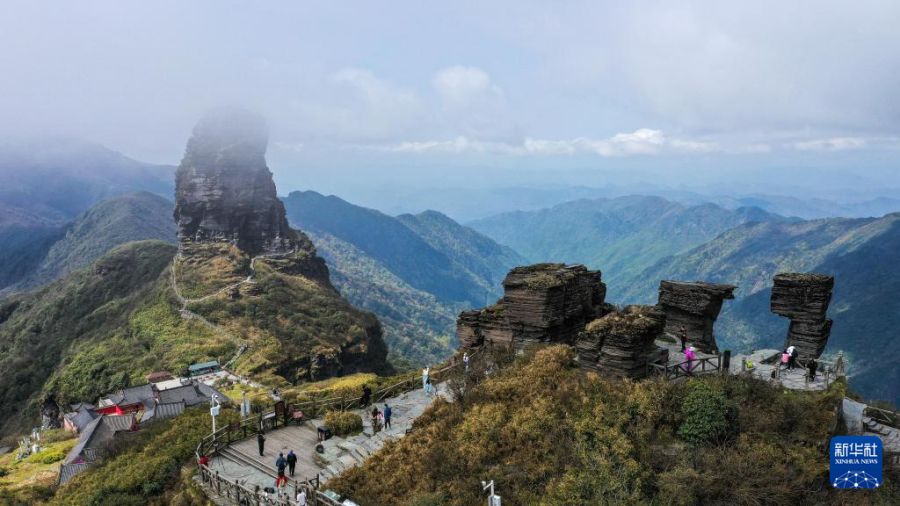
<box><xmin>173</xmin><ymin>108</ymin><xmax>300</xmax><ymax>255</ymax></box>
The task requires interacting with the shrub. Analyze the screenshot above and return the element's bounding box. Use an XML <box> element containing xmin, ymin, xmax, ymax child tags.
<box><xmin>324</xmin><ymin>410</ymin><xmax>363</xmax><ymax>437</ymax></box>
<box><xmin>26</xmin><ymin>447</ymin><xmax>67</xmax><ymax>464</ymax></box>
<box><xmin>677</xmin><ymin>381</ymin><xmax>731</xmax><ymax>445</ymax></box>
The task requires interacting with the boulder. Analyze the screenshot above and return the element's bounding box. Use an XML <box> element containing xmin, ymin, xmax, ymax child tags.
<box><xmin>657</xmin><ymin>280</ymin><xmax>736</xmax><ymax>353</ymax></box>
<box><xmin>770</xmin><ymin>273</ymin><xmax>834</xmax><ymax>359</ymax></box>
<box><xmin>575</xmin><ymin>306</ymin><xmax>667</xmax><ymax>378</ymax></box>
<box><xmin>456</xmin><ymin>263</ymin><xmax>607</xmax><ymax>350</ymax></box>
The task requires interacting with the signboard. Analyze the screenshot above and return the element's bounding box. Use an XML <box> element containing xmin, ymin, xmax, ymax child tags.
<box><xmin>210</xmin><ymin>405</ymin><xmax>220</xmax><ymax>417</ymax></box>
<box><xmin>830</xmin><ymin>435</ymin><xmax>882</xmax><ymax>489</ymax></box>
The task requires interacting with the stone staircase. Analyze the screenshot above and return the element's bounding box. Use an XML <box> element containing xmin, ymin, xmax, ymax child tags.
<box><xmin>863</xmin><ymin>416</ymin><xmax>900</xmax><ymax>452</ymax></box>
<box><xmin>219</xmin><ymin>446</ymin><xmax>278</xmax><ymax>481</ymax></box>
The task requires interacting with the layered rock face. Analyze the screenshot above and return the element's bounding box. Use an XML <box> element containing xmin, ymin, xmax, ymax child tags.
<box><xmin>457</xmin><ymin>263</ymin><xmax>607</xmax><ymax>349</ymax></box>
<box><xmin>575</xmin><ymin>306</ymin><xmax>668</xmax><ymax>378</ymax></box>
<box><xmin>770</xmin><ymin>273</ymin><xmax>834</xmax><ymax>359</ymax></box>
<box><xmin>657</xmin><ymin>281</ymin><xmax>736</xmax><ymax>353</ymax></box>
<box><xmin>174</xmin><ymin>108</ymin><xmax>302</xmax><ymax>256</ymax></box>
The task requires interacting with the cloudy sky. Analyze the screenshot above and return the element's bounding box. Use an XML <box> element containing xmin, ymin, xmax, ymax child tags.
<box><xmin>1</xmin><ymin>0</ymin><xmax>899</xmax><ymax>201</ymax></box>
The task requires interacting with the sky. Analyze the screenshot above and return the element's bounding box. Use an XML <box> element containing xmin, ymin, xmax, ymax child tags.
<box><xmin>1</xmin><ymin>0</ymin><xmax>899</xmax><ymax>204</ymax></box>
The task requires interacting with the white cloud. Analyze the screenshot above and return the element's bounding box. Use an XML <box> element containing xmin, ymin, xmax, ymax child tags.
<box><xmin>381</xmin><ymin>128</ymin><xmax>719</xmax><ymax>157</ymax></box>
<box><xmin>792</xmin><ymin>137</ymin><xmax>867</xmax><ymax>152</ymax></box>
<box><xmin>432</xmin><ymin>66</ymin><xmax>503</xmax><ymax>106</ymax></box>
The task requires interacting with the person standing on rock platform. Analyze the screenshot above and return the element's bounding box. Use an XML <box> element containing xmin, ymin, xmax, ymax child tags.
<box><xmin>257</xmin><ymin>431</ymin><xmax>266</xmax><ymax>456</ymax></box>
<box><xmin>286</xmin><ymin>449</ymin><xmax>297</xmax><ymax>477</ymax></box>
<box><xmin>383</xmin><ymin>403</ymin><xmax>392</xmax><ymax>430</ymax></box>
<box><xmin>807</xmin><ymin>358</ymin><xmax>818</xmax><ymax>381</ymax></box>
<box><xmin>679</xmin><ymin>325</ymin><xmax>688</xmax><ymax>352</ymax></box>
<box><xmin>463</xmin><ymin>352</ymin><xmax>470</xmax><ymax>373</ymax></box>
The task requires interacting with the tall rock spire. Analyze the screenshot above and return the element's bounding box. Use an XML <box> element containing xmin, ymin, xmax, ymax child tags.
<box><xmin>174</xmin><ymin>107</ymin><xmax>300</xmax><ymax>255</ymax></box>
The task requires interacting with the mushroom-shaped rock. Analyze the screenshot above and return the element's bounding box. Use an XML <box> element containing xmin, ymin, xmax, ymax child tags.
<box><xmin>657</xmin><ymin>280</ymin><xmax>736</xmax><ymax>353</ymax></box>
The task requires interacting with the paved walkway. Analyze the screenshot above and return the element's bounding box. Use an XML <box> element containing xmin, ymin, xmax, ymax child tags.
<box><xmin>731</xmin><ymin>349</ymin><xmax>831</xmax><ymax>391</ymax></box>
<box><xmin>209</xmin><ymin>382</ymin><xmax>450</xmax><ymax>490</ymax></box>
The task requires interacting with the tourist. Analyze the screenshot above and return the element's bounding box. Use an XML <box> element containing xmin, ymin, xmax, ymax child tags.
<box><xmin>786</xmin><ymin>345</ymin><xmax>797</xmax><ymax>369</ymax></box>
<box><xmin>422</xmin><ymin>366</ymin><xmax>430</xmax><ymax>388</ymax></box>
<box><xmin>383</xmin><ymin>403</ymin><xmax>392</xmax><ymax>430</ymax></box>
<box><xmin>679</xmin><ymin>325</ymin><xmax>688</xmax><ymax>352</ymax></box>
<box><xmin>360</xmin><ymin>384</ymin><xmax>372</xmax><ymax>407</ymax></box>
<box><xmin>275</xmin><ymin>473</ymin><xmax>288</xmax><ymax>495</ymax></box>
<box><xmin>371</xmin><ymin>406</ymin><xmax>382</xmax><ymax>432</ymax></box>
<box><xmin>257</xmin><ymin>431</ymin><xmax>266</xmax><ymax>456</ymax></box>
<box><xmin>276</xmin><ymin>452</ymin><xmax>287</xmax><ymax>476</ymax></box>
<box><xmin>297</xmin><ymin>488</ymin><xmax>307</xmax><ymax>506</ymax></box>
<box><xmin>286</xmin><ymin>449</ymin><xmax>297</xmax><ymax>477</ymax></box>
<box><xmin>425</xmin><ymin>377</ymin><xmax>435</xmax><ymax>397</ymax></box>
<box><xmin>781</xmin><ymin>349</ymin><xmax>790</xmax><ymax>370</ymax></box>
<box><xmin>197</xmin><ymin>454</ymin><xmax>209</xmax><ymax>468</ymax></box>
<box><xmin>463</xmin><ymin>352</ymin><xmax>470</xmax><ymax>373</ymax></box>
<box><xmin>808</xmin><ymin>358</ymin><xmax>818</xmax><ymax>381</ymax></box>
<box><xmin>684</xmin><ymin>346</ymin><xmax>696</xmax><ymax>374</ymax></box>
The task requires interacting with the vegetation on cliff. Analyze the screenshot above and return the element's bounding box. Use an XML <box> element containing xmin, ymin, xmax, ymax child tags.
<box><xmin>329</xmin><ymin>345</ymin><xmax>897</xmax><ymax>506</ymax></box>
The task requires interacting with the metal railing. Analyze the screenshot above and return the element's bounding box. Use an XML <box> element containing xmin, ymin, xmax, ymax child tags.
<box><xmin>198</xmin><ymin>465</ymin><xmax>342</xmax><ymax>506</ymax></box>
<box><xmin>195</xmin><ymin>347</ymin><xmax>483</xmax><ymax>504</ymax></box>
<box><xmin>646</xmin><ymin>355</ymin><xmax>722</xmax><ymax>380</ymax></box>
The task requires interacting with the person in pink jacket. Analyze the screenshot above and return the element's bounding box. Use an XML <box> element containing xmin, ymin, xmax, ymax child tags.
<box><xmin>683</xmin><ymin>346</ymin><xmax>696</xmax><ymax>373</ymax></box>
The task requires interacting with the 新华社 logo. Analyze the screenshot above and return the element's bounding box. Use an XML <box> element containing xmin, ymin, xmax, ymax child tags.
<box><xmin>830</xmin><ymin>435</ymin><xmax>882</xmax><ymax>489</ymax></box>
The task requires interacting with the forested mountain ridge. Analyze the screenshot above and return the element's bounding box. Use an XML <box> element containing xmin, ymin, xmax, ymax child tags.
<box><xmin>0</xmin><ymin>192</ymin><xmax>176</xmax><ymax>294</ymax></box>
<box><xmin>626</xmin><ymin>213</ymin><xmax>900</xmax><ymax>404</ymax></box>
<box><xmin>469</xmin><ymin>195</ymin><xmax>786</xmax><ymax>299</ymax></box>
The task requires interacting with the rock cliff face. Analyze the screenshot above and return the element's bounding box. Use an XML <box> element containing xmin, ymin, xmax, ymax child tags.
<box><xmin>174</xmin><ymin>108</ymin><xmax>302</xmax><ymax>256</ymax></box>
<box><xmin>657</xmin><ymin>281</ymin><xmax>736</xmax><ymax>353</ymax></box>
<box><xmin>172</xmin><ymin>108</ymin><xmax>387</xmax><ymax>380</ymax></box>
<box><xmin>575</xmin><ymin>305</ymin><xmax>667</xmax><ymax>378</ymax></box>
<box><xmin>770</xmin><ymin>273</ymin><xmax>834</xmax><ymax>359</ymax></box>
<box><xmin>457</xmin><ymin>263</ymin><xmax>607</xmax><ymax>349</ymax></box>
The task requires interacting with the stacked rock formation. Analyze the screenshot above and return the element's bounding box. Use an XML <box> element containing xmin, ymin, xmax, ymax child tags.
<box><xmin>575</xmin><ymin>305</ymin><xmax>668</xmax><ymax>378</ymax></box>
<box><xmin>457</xmin><ymin>264</ymin><xmax>607</xmax><ymax>349</ymax></box>
<box><xmin>657</xmin><ymin>280</ymin><xmax>736</xmax><ymax>353</ymax></box>
<box><xmin>174</xmin><ymin>107</ymin><xmax>304</xmax><ymax>256</ymax></box>
<box><xmin>770</xmin><ymin>273</ymin><xmax>834</xmax><ymax>360</ymax></box>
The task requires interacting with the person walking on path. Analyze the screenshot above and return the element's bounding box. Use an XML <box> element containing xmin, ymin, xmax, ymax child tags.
<box><xmin>683</xmin><ymin>346</ymin><xmax>696</xmax><ymax>374</ymax></box>
<box><xmin>297</xmin><ymin>488</ymin><xmax>307</xmax><ymax>506</ymax></box>
<box><xmin>371</xmin><ymin>406</ymin><xmax>382</xmax><ymax>433</ymax></box>
<box><xmin>679</xmin><ymin>325</ymin><xmax>688</xmax><ymax>352</ymax></box>
<box><xmin>257</xmin><ymin>431</ymin><xmax>266</xmax><ymax>456</ymax></box>
<box><xmin>422</xmin><ymin>366</ymin><xmax>430</xmax><ymax>389</ymax></box>
<box><xmin>275</xmin><ymin>452</ymin><xmax>286</xmax><ymax>476</ymax></box>
<box><xmin>360</xmin><ymin>384</ymin><xmax>371</xmax><ymax>407</ymax></box>
<box><xmin>807</xmin><ymin>358</ymin><xmax>818</xmax><ymax>381</ymax></box>
<box><xmin>425</xmin><ymin>377</ymin><xmax>435</xmax><ymax>397</ymax></box>
<box><xmin>383</xmin><ymin>403</ymin><xmax>392</xmax><ymax>430</ymax></box>
<box><xmin>286</xmin><ymin>450</ymin><xmax>297</xmax><ymax>477</ymax></box>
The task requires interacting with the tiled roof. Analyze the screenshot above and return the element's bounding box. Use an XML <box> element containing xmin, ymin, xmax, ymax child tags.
<box><xmin>58</xmin><ymin>462</ymin><xmax>92</xmax><ymax>485</ymax></box>
<box><xmin>158</xmin><ymin>384</ymin><xmax>208</xmax><ymax>407</ymax></box>
<box><xmin>188</xmin><ymin>360</ymin><xmax>220</xmax><ymax>372</ymax></box>
<box><xmin>63</xmin><ymin>407</ymin><xmax>98</xmax><ymax>432</ymax></box>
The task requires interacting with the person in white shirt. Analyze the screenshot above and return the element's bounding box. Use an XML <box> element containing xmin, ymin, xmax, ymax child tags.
<box><xmin>297</xmin><ymin>489</ymin><xmax>307</xmax><ymax>505</ymax></box>
<box><xmin>422</xmin><ymin>366</ymin><xmax>430</xmax><ymax>388</ymax></box>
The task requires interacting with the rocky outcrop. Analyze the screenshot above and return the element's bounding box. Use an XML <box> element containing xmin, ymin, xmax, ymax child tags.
<box><xmin>575</xmin><ymin>306</ymin><xmax>667</xmax><ymax>378</ymax></box>
<box><xmin>41</xmin><ymin>396</ymin><xmax>61</xmax><ymax>429</ymax></box>
<box><xmin>657</xmin><ymin>281</ymin><xmax>736</xmax><ymax>353</ymax></box>
<box><xmin>770</xmin><ymin>273</ymin><xmax>834</xmax><ymax>360</ymax></box>
<box><xmin>174</xmin><ymin>107</ymin><xmax>303</xmax><ymax>256</ymax></box>
<box><xmin>457</xmin><ymin>263</ymin><xmax>607</xmax><ymax>350</ymax></box>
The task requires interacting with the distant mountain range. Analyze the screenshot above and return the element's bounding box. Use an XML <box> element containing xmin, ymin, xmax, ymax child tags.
<box><xmin>0</xmin><ymin>192</ymin><xmax>176</xmax><ymax>294</ymax></box>
<box><xmin>283</xmin><ymin>191</ymin><xmax>526</xmax><ymax>365</ymax></box>
<box><xmin>469</xmin><ymin>196</ymin><xmax>787</xmax><ymax>299</ymax></box>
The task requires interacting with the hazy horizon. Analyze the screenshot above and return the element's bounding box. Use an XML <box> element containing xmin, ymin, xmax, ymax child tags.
<box><xmin>2</xmin><ymin>1</ymin><xmax>899</xmax><ymax>207</ymax></box>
